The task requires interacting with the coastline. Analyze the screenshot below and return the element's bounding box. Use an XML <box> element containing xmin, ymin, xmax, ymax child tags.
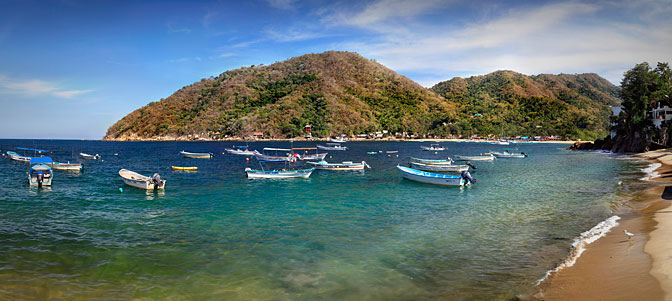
<box><xmin>99</xmin><ymin>137</ymin><xmax>577</xmax><ymax>143</ymax></box>
<box><xmin>536</xmin><ymin>149</ymin><xmax>672</xmax><ymax>300</ymax></box>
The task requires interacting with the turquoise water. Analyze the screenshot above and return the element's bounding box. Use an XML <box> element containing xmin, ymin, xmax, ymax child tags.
<box><xmin>0</xmin><ymin>140</ymin><xmax>647</xmax><ymax>299</ymax></box>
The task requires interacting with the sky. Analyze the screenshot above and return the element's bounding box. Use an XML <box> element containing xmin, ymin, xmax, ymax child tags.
<box><xmin>0</xmin><ymin>0</ymin><xmax>670</xmax><ymax>139</ymax></box>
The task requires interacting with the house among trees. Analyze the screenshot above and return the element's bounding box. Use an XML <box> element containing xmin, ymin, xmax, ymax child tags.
<box><xmin>650</xmin><ymin>104</ymin><xmax>672</xmax><ymax>128</ymax></box>
<box><xmin>252</xmin><ymin>132</ymin><xmax>264</xmax><ymax>139</ymax></box>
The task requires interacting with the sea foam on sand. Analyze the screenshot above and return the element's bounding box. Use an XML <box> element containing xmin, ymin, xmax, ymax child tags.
<box><xmin>640</xmin><ymin>162</ymin><xmax>662</xmax><ymax>181</ymax></box>
<box><xmin>537</xmin><ymin>215</ymin><xmax>621</xmax><ymax>285</ymax></box>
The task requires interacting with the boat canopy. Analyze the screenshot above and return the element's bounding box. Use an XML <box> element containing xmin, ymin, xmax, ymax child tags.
<box><xmin>17</xmin><ymin>147</ymin><xmax>46</xmax><ymax>152</ymax></box>
<box><xmin>30</xmin><ymin>156</ymin><xmax>53</xmax><ymax>164</ymax></box>
<box><xmin>235</xmin><ymin>145</ymin><xmax>249</xmax><ymax>148</ymax></box>
<box><xmin>263</xmin><ymin>148</ymin><xmax>291</xmax><ymax>151</ymax></box>
<box><xmin>292</xmin><ymin>147</ymin><xmax>317</xmax><ymax>150</ymax></box>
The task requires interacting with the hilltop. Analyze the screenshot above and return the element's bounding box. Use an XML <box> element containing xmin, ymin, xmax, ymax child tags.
<box><xmin>104</xmin><ymin>51</ymin><xmax>620</xmax><ymax>141</ymax></box>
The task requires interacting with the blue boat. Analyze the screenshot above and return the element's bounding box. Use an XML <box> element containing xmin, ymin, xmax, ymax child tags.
<box><xmin>245</xmin><ymin>159</ymin><xmax>314</xmax><ymax>178</ymax></box>
<box><xmin>7</xmin><ymin>147</ymin><xmax>46</xmax><ymax>162</ymax></box>
<box><xmin>29</xmin><ymin>157</ymin><xmax>53</xmax><ymax>187</ymax></box>
<box><xmin>397</xmin><ymin>165</ymin><xmax>467</xmax><ymax>186</ymax></box>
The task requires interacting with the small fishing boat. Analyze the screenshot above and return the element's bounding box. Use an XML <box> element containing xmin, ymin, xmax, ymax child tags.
<box><xmin>224</xmin><ymin>145</ymin><xmax>255</xmax><ymax>156</ymax></box>
<box><xmin>80</xmin><ymin>153</ymin><xmax>101</xmax><ymax>160</ymax></box>
<box><xmin>367</xmin><ymin>152</ymin><xmax>377</xmax><ymax>155</ymax></box>
<box><xmin>253</xmin><ymin>148</ymin><xmax>295</xmax><ymax>161</ymax></box>
<box><xmin>409</xmin><ymin>162</ymin><xmax>469</xmax><ymax>172</ymax></box>
<box><xmin>492</xmin><ymin>139</ymin><xmax>510</xmax><ymax>145</ymax></box>
<box><xmin>330</xmin><ymin>136</ymin><xmax>347</xmax><ymax>143</ymax></box>
<box><xmin>172</xmin><ymin>166</ymin><xmax>198</xmax><ymax>171</ymax></box>
<box><xmin>7</xmin><ymin>151</ymin><xmax>31</xmax><ymax>162</ymax></box>
<box><xmin>180</xmin><ymin>151</ymin><xmax>213</xmax><ymax>159</ymax></box>
<box><xmin>397</xmin><ymin>165</ymin><xmax>467</xmax><ymax>186</ymax></box>
<box><xmin>308</xmin><ymin>160</ymin><xmax>370</xmax><ymax>170</ymax></box>
<box><xmin>409</xmin><ymin>157</ymin><xmax>454</xmax><ymax>165</ymax></box>
<box><xmin>50</xmin><ymin>161</ymin><xmax>83</xmax><ymax>171</ymax></box>
<box><xmin>317</xmin><ymin>143</ymin><xmax>348</xmax><ymax>151</ymax></box>
<box><xmin>244</xmin><ymin>159</ymin><xmax>314</xmax><ymax>178</ymax></box>
<box><xmin>292</xmin><ymin>147</ymin><xmax>328</xmax><ymax>161</ymax></box>
<box><xmin>491</xmin><ymin>149</ymin><xmax>528</xmax><ymax>158</ymax></box>
<box><xmin>420</xmin><ymin>144</ymin><xmax>446</xmax><ymax>151</ymax></box>
<box><xmin>386</xmin><ymin>150</ymin><xmax>399</xmax><ymax>154</ymax></box>
<box><xmin>454</xmin><ymin>154</ymin><xmax>495</xmax><ymax>161</ymax></box>
<box><xmin>28</xmin><ymin>157</ymin><xmax>53</xmax><ymax>187</ymax></box>
<box><xmin>119</xmin><ymin>169</ymin><xmax>166</xmax><ymax>189</ymax></box>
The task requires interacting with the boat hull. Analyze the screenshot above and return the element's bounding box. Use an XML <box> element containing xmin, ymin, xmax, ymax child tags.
<box><xmin>119</xmin><ymin>169</ymin><xmax>166</xmax><ymax>189</ymax></box>
<box><xmin>253</xmin><ymin>151</ymin><xmax>293</xmax><ymax>161</ymax></box>
<box><xmin>299</xmin><ymin>153</ymin><xmax>328</xmax><ymax>160</ymax></box>
<box><xmin>7</xmin><ymin>151</ymin><xmax>31</xmax><ymax>162</ymax></box>
<box><xmin>224</xmin><ymin>149</ymin><xmax>255</xmax><ymax>156</ymax></box>
<box><xmin>397</xmin><ymin>166</ymin><xmax>465</xmax><ymax>186</ymax></box>
<box><xmin>50</xmin><ymin>162</ymin><xmax>82</xmax><ymax>171</ymax></box>
<box><xmin>454</xmin><ymin>155</ymin><xmax>495</xmax><ymax>161</ymax></box>
<box><xmin>409</xmin><ymin>162</ymin><xmax>468</xmax><ymax>172</ymax></box>
<box><xmin>409</xmin><ymin>157</ymin><xmax>453</xmax><ymax>165</ymax></box>
<box><xmin>245</xmin><ymin>167</ymin><xmax>314</xmax><ymax>178</ymax></box>
<box><xmin>172</xmin><ymin>166</ymin><xmax>198</xmax><ymax>171</ymax></box>
<box><xmin>308</xmin><ymin>161</ymin><xmax>366</xmax><ymax>170</ymax></box>
<box><xmin>317</xmin><ymin>145</ymin><xmax>347</xmax><ymax>151</ymax></box>
<box><xmin>80</xmin><ymin>153</ymin><xmax>100</xmax><ymax>160</ymax></box>
<box><xmin>491</xmin><ymin>152</ymin><xmax>527</xmax><ymax>158</ymax></box>
<box><xmin>180</xmin><ymin>151</ymin><xmax>213</xmax><ymax>159</ymax></box>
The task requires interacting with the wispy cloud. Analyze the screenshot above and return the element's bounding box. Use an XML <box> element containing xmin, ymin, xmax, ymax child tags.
<box><xmin>266</xmin><ymin>0</ymin><xmax>297</xmax><ymax>10</ymax></box>
<box><xmin>0</xmin><ymin>74</ymin><xmax>92</xmax><ymax>98</ymax></box>
<box><xmin>264</xmin><ymin>26</ymin><xmax>329</xmax><ymax>42</ymax></box>
<box><xmin>168</xmin><ymin>56</ymin><xmax>202</xmax><ymax>63</ymax></box>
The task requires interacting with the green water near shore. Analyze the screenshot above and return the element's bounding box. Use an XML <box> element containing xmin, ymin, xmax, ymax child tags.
<box><xmin>0</xmin><ymin>140</ymin><xmax>648</xmax><ymax>299</ymax></box>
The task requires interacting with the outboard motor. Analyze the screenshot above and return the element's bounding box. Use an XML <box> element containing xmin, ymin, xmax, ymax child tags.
<box><xmin>152</xmin><ymin>173</ymin><xmax>162</xmax><ymax>189</ymax></box>
<box><xmin>36</xmin><ymin>171</ymin><xmax>44</xmax><ymax>187</ymax></box>
<box><xmin>466</xmin><ymin>162</ymin><xmax>477</xmax><ymax>170</ymax></box>
<box><xmin>461</xmin><ymin>170</ymin><xmax>476</xmax><ymax>184</ymax></box>
<box><xmin>522</xmin><ymin>152</ymin><xmax>528</xmax><ymax>157</ymax></box>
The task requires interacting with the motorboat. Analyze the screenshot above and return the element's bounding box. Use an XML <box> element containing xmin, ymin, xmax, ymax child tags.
<box><xmin>307</xmin><ymin>160</ymin><xmax>370</xmax><ymax>170</ymax></box>
<box><xmin>409</xmin><ymin>157</ymin><xmax>454</xmax><ymax>165</ymax></box>
<box><xmin>409</xmin><ymin>162</ymin><xmax>468</xmax><ymax>172</ymax></box>
<box><xmin>491</xmin><ymin>149</ymin><xmax>528</xmax><ymax>158</ymax></box>
<box><xmin>253</xmin><ymin>148</ymin><xmax>295</xmax><ymax>161</ymax></box>
<box><xmin>420</xmin><ymin>144</ymin><xmax>446</xmax><ymax>151</ymax></box>
<box><xmin>397</xmin><ymin>165</ymin><xmax>467</xmax><ymax>186</ymax></box>
<box><xmin>454</xmin><ymin>154</ymin><xmax>495</xmax><ymax>161</ymax></box>
<box><xmin>7</xmin><ymin>151</ymin><xmax>31</xmax><ymax>162</ymax></box>
<box><xmin>317</xmin><ymin>143</ymin><xmax>348</xmax><ymax>151</ymax></box>
<box><xmin>80</xmin><ymin>153</ymin><xmax>101</xmax><ymax>160</ymax></box>
<box><xmin>50</xmin><ymin>161</ymin><xmax>82</xmax><ymax>171</ymax></box>
<box><xmin>28</xmin><ymin>157</ymin><xmax>53</xmax><ymax>187</ymax></box>
<box><xmin>245</xmin><ymin>167</ymin><xmax>315</xmax><ymax>178</ymax></box>
<box><xmin>119</xmin><ymin>169</ymin><xmax>166</xmax><ymax>189</ymax></box>
<box><xmin>292</xmin><ymin>147</ymin><xmax>328</xmax><ymax>160</ymax></box>
<box><xmin>224</xmin><ymin>145</ymin><xmax>255</xmax><ymax>156</ymax></box>
<box><xmin>180</xmin><ymin>151</ymin><xmax>213</xmax><ymax>159</ymax></box>
<box><xmin>330</xmin><ymin>136</ymin><xmax>347</xmax><ymax>143</ymax></box>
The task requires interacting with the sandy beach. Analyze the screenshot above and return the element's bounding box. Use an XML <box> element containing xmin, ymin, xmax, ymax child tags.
<box><xmin>536</xmin><ymin>149</ymin><xmax>672</xmax><ymax>300</ymax></box>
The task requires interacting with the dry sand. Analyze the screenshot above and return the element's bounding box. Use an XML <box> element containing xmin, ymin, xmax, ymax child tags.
<box><xmin>535</xmin><ymin>150</ymin><xmax>672</xmax><ymax>300</ymax></box>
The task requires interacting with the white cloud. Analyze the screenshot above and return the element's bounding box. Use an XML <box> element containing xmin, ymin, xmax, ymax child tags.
<box><xmin>266</xmin><ymin>0</ymin><xmax>297</xmax><ymax>10</ymax></box>
<box><xmin>0</xmin><ymin>75</ymin><xmax>93</xmax><ymax>98</ymax></box>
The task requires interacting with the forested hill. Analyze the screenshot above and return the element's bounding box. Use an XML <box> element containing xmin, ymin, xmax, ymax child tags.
<box><xmin>104</xmin><ymin>51</ymin><xmax>454</xmax><ymax>140</ymax></box>
<box><xmin>431</xmin><ymin>71</ymin><xmax>621</xmax><ymax>140</ymax></box>
<box><xmin>104</xmin><ymin>51</ymin><xmax>620</xmax><ymax>141</ymax></box>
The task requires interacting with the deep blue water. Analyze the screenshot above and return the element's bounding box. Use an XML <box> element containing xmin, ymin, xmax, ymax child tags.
<box><xmin>0</xmin><ymin>140</ymin><xmax>647</xmax><ymax>299</ymax></box>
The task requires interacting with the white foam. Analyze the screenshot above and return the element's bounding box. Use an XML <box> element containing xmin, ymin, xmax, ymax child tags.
<box><xmin>640</xmin><ymin>162</ymin><xmax>662</xmax><ymax>181</ymax></box>
<box><xmin>536</xmin><ymin>215</ymin><xmax>621</xmax><ymax>285</ymax></box>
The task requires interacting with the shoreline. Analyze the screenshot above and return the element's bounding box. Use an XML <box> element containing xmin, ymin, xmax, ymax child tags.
<box><xmin>535</xmin><ymin>149</ymin><xmax>672</xmax><ymax>300</ymax></box>
<box><xmin>98</xmin><ymin>137</ymin><xmax>577</xmax><ymax>143</ymax></box>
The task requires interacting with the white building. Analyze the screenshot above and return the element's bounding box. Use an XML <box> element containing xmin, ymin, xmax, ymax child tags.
<box><xmin>611</xmin><ymin>106</ymin><xmax>622</xmax><ymax>138</ymax></box>
<box><xmin>650</xmin><ymin>104</ymin><xmax>672</xmax><ymax>128</ymax></box>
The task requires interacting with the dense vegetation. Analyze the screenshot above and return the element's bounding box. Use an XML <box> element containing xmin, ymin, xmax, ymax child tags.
<box><xmin>431</xmin><ymin>71</ymin><xmax>620</xmax><ymax>140</ymax></box>
<box><xmin>104</xmin><ymin>51</ymin><xmax>621</xmax><ymax>140</ymax></box>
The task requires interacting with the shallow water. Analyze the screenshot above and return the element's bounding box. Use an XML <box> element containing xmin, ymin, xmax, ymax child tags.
<box><xmin>0</xmin><ymin>140</ymin><xmax>646</xmax><ymax>299</ymax></box>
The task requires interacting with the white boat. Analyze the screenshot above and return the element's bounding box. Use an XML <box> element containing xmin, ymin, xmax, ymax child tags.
<box><xmin>491</xmin><ymin>149</ymin><xmax>528</xmax><ymax>158</ymax></box>
<box><xmin>245</xmin><ymin>167</ymin><xmax>314</xmax><ymax>178</ymax></box>
<box><xmin>409</xmin><ymin>162</ymin><xmax>468</xmax><ymax>172</ymax></box>
<box><xmin>409</xmin><ymin>157</ymin><xmax>454</xmax><ymax>165</ymax></box>
<box><xmin>80</xmin><ymin>153</ymin><xmax>101</xmax><ymax>160</ymax></box>
<box><xmin>253</xmin><ymin>149</ymin><xmax>294</xmax><ymax>161</ymax></box>
<box><xmin>317</xmin><ymin>143</ymin><xmax>348</xmax><ymax>151</ymax></box>
<box><xmin>7</xmin><ymin>151</ymin><xmax>31</xmax><ymax>162</ymax></box>
<box><xmin>397</xmin><ymin>165</ymin><xmax>466</xmax><ymax>186</ymax></box>
<box><xmin>492</xmin><ymin>139</ymin><xmax>510</xmax><ymax>145</ymax></box>
<box><xmin>224</xmin><ymin>145</ymin><xmax>255</xmax><ymax>156</ymax></box>
<box><xmin>308</xmin><ymin>160</ymin><xmax>370</xmax><ymax>170</ymax></box>
<box><xmin>330</xmin><ymin>137</ymin><xmax>347</xmax><ymax>143</ymax></box>
<box><xmin>49</xmin><ymin>161</ymin><xmax>83</xmax><ymax>171</ymax></box>
<box><xmin>454</xmin><ymin>154</ymin><xmax>495</xmax><ymax>161</ymax></box>
<box><xmin>420</xmin><ymin>144</ymin><xmax>446</xmax><ymax>151</ymax></box>
<box><xmin>180</xmin><ymin>151</ymin><xmax>213</xmax><ymax>159</ymax></box>
<box><xmin>28</xmin><ymin>157</ymin><xmax>53</xmax><ymax>187</ymax></box>
<box><xmin>119</xmin><ymin>169</ymin><xmax>166</xmax><ymax>189</ymax></box>
<box><xmin>292</xmin><ymin>147</ymin><xmax>328</xmax><ymax>160</ymax></box>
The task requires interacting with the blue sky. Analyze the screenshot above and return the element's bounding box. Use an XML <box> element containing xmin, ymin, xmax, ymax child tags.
<box><xmin>0</xmin><ymin>0</ymin><xmax>670</xmax><ymax>139</ymax></box>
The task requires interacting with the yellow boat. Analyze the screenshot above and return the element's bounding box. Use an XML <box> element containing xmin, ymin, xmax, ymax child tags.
<box><xmin>172</xmin><ymin>166</ymin><xmax>198</xmax><ymax>171</ymax></box>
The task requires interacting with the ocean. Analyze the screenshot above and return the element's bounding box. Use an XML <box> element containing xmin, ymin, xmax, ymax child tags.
<box><xmin>0</xmin><ymin>140</ymin><xmax>650</xmax><ymax>299</ymax></box>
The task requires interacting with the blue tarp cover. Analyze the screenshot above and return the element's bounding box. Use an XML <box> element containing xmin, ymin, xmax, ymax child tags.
<box><xmin>17</xmin><ymin>147</ymin><xmax>46</xmax><ymax>152</ymax></box>
<box><xmin>30</xmin><ymin>157</ymin><xmax>53</xmax><ymax>164</ymax></box>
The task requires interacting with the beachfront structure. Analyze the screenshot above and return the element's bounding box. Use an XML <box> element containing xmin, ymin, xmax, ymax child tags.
<box><xmin>650</xmin><ymin>104</ymin><xmax>672</xmax><ymax>129</ymax></box>
<box><xmin>611</xmin><ymin>106</ymin><xmax>622</xmax><ymax>138</ymax></box>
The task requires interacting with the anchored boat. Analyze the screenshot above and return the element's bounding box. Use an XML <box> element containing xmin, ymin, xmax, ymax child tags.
<box><xmin>50</xmin><ymin>162</ymin><xmax>82</xmax><ymax>171</ymax></box>
<box><xmin>420</xmin><ymin>144</ymin><xmax>446</xmax><ymax>151</ymax></box>
<box><xmin>7</xmin><ymin>151</ymin><xmax>31</xmax><ymax>162</ymax></box>
<box><xmin>80</xmin><ymin>153</ymin><xmax>101</xmax><ymax>160</ymax></box>
<box><xmin>180</xmin><ymin>151</ymin><xmax>213</xmax><ymax>159</ymax></box>
<box><xmin>317</xmin><ymin>143</ymin><xmax>348</xmax><ymax>151</ymax></box>
<box><xmin>454</xmin><ymin>154</ymin><xmax>495</xmax><ymax>161</ymax></box>
<box><xmin>409</xmin><ymin>157</ymin><xmax>454</xmax><ymax>165</ymax></box>
<box><xmin>119</xmin><ymin>169</ymin><xmax>166</xmax><ymax>189</ymax></box>
<box><xmin>490</xmin><ymin>149</ymin><xmax>528</xmax><ymax>158</ymax></box>
<box><xmin>409</xmin><ymin>162</ymin><xmax>468</xmax><ymax>172</ymax></box>
<box><xmin>245</xmin><ymin>159</ymin><xmax>314</xmax><ymax>178</ymax></box>
<box><xmin>308</xmin><ymin>160</ymin><xmax>370</xmax><ymax>170</ymax></box>
<box><xmin>397</xmin><ymin>165</ymin><xmax>467</xmax><ymax>186</ymax></box>
<box><xmin>28</xmin><ymin>157</ymin><xmax>54</xmax><ymax>187</ymax></box>
<box><xmin>224</xmin><ymin>145</ymin><xmax>255</xmax><ymax>156</ymax></box>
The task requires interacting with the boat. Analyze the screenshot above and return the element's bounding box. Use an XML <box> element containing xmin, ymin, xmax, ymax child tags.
<box><xmin>307</xmin><ymin>160</ymin><xmax>370</xmax><ymax>170</ymax></box>
<box><xmin>397</xmin><ymin>165</ymin><xmax>467</xmax><ymax>186</ymax></box>
<box><xmin>6</xmin><ymin>151</ymin><xmax>31</xmax><ymax>162</ymax></box>
<box><xmin>180</xmin><ymin>151</ymin><xmax>213</xmax><ymax>159</ymax></box>
<box><xmin>292</xmin><ymin>147</ymin><xmax>328</xmax><ymax>161</ymax></box>
<box><xmin>28</xmin><ymin>157</ymin><xmax>53</xmax><ymax>187</ymax></box>
<box><xmin>317</xmin><ymin>143</ymin><xmax>348</xmax><ymax>151</ymax></box>
<box><xmin>244</xmin><ymin>159</ymin><xmax>314</xmax><ymax>178</ymax></box>
<box><xmin>80</xmin><ymin>153</ymin><xmax>101</xmax><ymax>160</ymax></box>
<box><xmin>118</xmin><ymin>169</ymin><xmax>166</xmax><ymax>189</ymax></box>
<box><xmin>253</xmin><ymin>148</ymin><xmax>295</xmax><ymax>161</ymax></box>
<box><xmin>409</xmin><ymin>162</ymin><xmax>469</xmax><ymax>172</ymax></box>
<box><xmin>491</xmin><ymin>149</ymin><xmax>528</xmax><ymax>158</ymax></box>
<box><xmin>172</xmin><ymin>166</ymin><xmax>198</xmax><ymax>171</ymax></box>
<box><xmin>454</xmin><ymin>154</ymin><xmax>495</xmax><ymax>161</ymax></box>
<box><xmin>224</xmin><ymin>145</ymin><xmax>255</xmax><ymax>156</ymax></box>
<box><xmin>492</xmin><ymin>139</ymin><xmax>510</xmax><ymax>145</ymax></box>
<box><xmin>386</xmin><ymin>151</ymin><xmax>399</xmax><ymax>154</ymax></box>
<box><xmin>409</xmin><ymin>157</ymin><xmax>454</xmax><ymax>165</ymax></box>
<box><xmin>420</xmin><ymin>144</ymin><xmax>446</xmax><ymax>151</ymax></box>
<box><xmin>330</xmin><ymin>136</ymin><xmax>347</xmax><ymax>143</ymax></box>
<box><xmin>367</xmin><ymin>152</ymin><xmax>377</xmax><ymax>155</ymax></box>
<box><xmin>50</xmin><ymin>161</ymin><xmax>83</xmax><ymax>171</ymax></box>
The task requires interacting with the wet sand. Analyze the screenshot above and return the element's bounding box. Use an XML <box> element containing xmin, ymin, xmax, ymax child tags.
<box><xmin>536</xmin><ymin>151</ymin><xmax>672</xmax><ymax>300</ymax></box>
